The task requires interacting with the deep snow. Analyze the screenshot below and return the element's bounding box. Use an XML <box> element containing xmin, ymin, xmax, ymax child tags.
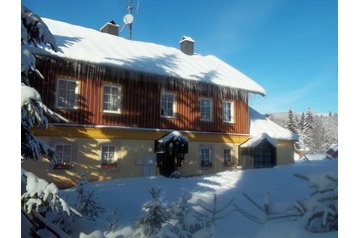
<box><xmin>58</xmin><ymin>155</ymin><xmax>337</xmax><ymax>238</ymax></box>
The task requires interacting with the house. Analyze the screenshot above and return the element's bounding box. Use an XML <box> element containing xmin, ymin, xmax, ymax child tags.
<box><xmin>21</xmin><ymin>18</ymin><xmax>297</xmax><ymax>187</ymax></box>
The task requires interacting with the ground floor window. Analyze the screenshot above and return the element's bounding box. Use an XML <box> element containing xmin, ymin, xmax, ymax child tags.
<box><xmin>54</xmin><ymin>144</ymin><xmax>72</xmax><ymax>169</ymax></box>
<box><xmin>101</xmin><ymin>145</ymin><xmax>117</xmax><ymax>168</ymax></box>
<box><xmin>200</xmin><ymin>146</ymin><xmax>213</xmax><ymax>167</ymax></box>
<box><xmin>224</xmin><ymin>148</ymin><xmax>233</xmax><ymax>166</ymax></box>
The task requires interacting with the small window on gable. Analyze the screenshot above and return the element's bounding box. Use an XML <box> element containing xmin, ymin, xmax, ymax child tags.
<box><xmin>54</xmin><ymin>144</ymin><xmax>72</xmax><ymax>169</ymax></box>
<box><xmin>56</xmin><ymin>78</ymin><xmax>79</xmax><ymax>109</ymax></box>
<box><xmin>103</xmin><ymin>84</ymin><xmax>122</xmax><ymax>113</ymax></box>
<box><xmin>200</xmin><ymin>146</ymin><xmax>213</xmax><ymax>167</ymax></box>
<box><xmin>101</xmin><ymin>145</ymin><xmax>117</xmax><ymax>168</ymax></box>
<box><xmin>161</xmin><ymin>92</ymin><xmax>175</xmax><ymax>118</ymax></box>
<box><xmin>200</xmin><ymin>98</ymin><xmax>213</xmax><ymax>121</ymax></box>
<box><xmin>223</xmin><ymin>101</ymin><xmax>235</xmax><ymax>123</ymax></box>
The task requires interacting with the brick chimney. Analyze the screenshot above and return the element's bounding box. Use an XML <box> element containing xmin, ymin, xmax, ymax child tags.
<box><xmin>100</xmin><ymin>20</ymin><xmax>119</xmax><ymax>36</ymax></box>
<box><xmin>179</xmin><ymin>36</ymin><xmax>195</xmax><ymax>55</ymax></box>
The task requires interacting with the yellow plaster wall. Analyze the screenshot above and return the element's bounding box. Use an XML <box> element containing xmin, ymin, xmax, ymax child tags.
<box><xmin>276</xmin><ymin>140</ymin><xmax>295</xmax><ymax>165</ymax></box>
<box><xmin>23</xmin><ymin>126</ymin><xmax>250</xmax><ymax>187</ymax></box>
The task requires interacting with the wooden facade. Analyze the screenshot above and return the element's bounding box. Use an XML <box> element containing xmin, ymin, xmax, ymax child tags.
<box><xmin>31</xmin><ymin>55</ymin><xmax>250</xmax><ymax>134</ymax></box>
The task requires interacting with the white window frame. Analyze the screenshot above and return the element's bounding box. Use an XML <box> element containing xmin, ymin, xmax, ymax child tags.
<box><xmin>223</xmin><ymin>148</ymin><xmax>233</xmax><ymax>166</ymax></box>
<box><xmin>200</xmin><ymin>97</ymin><xmax>213</xmax><ymax>122</ymax></box>
<box><xmin>55</xmin><ymin>77</ymin><xmax>79</xmax><ymax>109</ymax></box>
<box><xmin>101</xmin><ymin>145</ymin><xmax>117</xmax><ymax>166</ymax></box>
<box><xmin>160</xmin><ymin>91</ymin><xmax>176</xmax><ymax>118</ymax></box>
<box><xmin>223</xmin><ymin>100</ymin><xmax>235</xmax><ymax>123</ymax></box>
<box><xmin>103</xmin><ymin>83</ymin><xmax>122</xmax><ymax>114</ymax></box>
<box><xmin>54</xmin><ymin>144</ymin><xmax>72</xmax><ymax>166</ymax></box>
<box><xmin>200</xmin><ymin>146</ymin><xmax>213</xmax><ymax>167</ymax></box>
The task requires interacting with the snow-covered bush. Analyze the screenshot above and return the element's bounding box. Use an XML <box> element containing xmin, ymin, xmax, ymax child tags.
<box><xmin>294</xmin><ymin>174</ymin><xmax>338</xmax><ymax>233</ymax></box>
<box><xmin>106</xmin><ymin>207</ymin><xmax>121</xmax><ymax>232</ymax></box>
<box><xmin>170</xmin><ymin>194</ymin><xmax>206</xmax><ymax>238</ymax></box>
<box><xmin>195</xmin><ymin>193</ymin><xmax>235</xmax><ymax>237</ymax></box>
<box><xmin>235</xmin><ymin>173</ymin><xmax>338</xmax><ymax>234</ymax></box>
<box><xmin>52</xmin><ymin>178</ymin><xmax>105</xmax><ymax>234</ymax></box>
<box><xmin>133</xmin><ymin>187</ymin><xmax>172</xmax><ymax>237</ymax></box>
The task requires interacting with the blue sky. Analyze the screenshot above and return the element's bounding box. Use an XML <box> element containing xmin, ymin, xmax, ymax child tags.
<box><xmin>22</xmin><ymin>0</ymin><xmax>338</xmax><ymax>113</ymax></box>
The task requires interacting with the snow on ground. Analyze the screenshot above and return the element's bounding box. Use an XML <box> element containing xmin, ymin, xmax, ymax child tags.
<box><xmin>61</xmin><ymin>156</ymin><xmax>337</xmax><ymax>238</ymax></box>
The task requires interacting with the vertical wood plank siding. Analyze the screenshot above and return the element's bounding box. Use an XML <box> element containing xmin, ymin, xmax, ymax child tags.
<box><xmin>33</xmin><ymin>56</ymin><xmax>249</xmax><ymax>134</ymax></box>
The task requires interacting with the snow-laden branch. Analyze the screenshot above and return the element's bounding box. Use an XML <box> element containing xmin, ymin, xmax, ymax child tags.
<box><xmin>21</xmin><ymin>5</ymin><xmax>58</xmax><ymax>51</ymax></box>
<box><xmin>21</xmin><ymin>169</ymin><xmax>81</xmax><ymax>217</ymax></box>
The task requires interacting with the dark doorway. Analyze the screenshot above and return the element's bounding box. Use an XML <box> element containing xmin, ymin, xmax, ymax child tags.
<box><xmin>154</xmin><ymin>131</ymin><xmax>189</xmax><ymax>177</ymax></box>
<box><xmin>239</xmin><ymin>137</ymin><xmax>277</xmax><ymax>169</ymax></box>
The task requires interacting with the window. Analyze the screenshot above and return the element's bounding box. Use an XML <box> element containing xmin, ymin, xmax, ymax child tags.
<box><xmin>200</xmin><ymin>146</ymin><xmax>213</xmax><ymax>167</ymax></box>
<box><xmin>224</xmin><ymin>149</ymin><xmax>233</xmax><ymax>166</ymax></box>
<box><xmin>161</xmin><ymin>92</ymin><xmax>175</xmax><ymax>117</ymax></box>
<box><xmin>54</xmin><ymin>144</ymin><xmax>72</xmax><ymax>169</ymax></box>
<box><xmin>56</xmin><ymin>78</ymin><xmax>78</xmax><ymax>109</ymax></box>
<box><xmin>103</xmin><ymin>84</ymin><xmax>121</xmax><ymax>113</ymax></box>
<box><xmin>101</xmin><ymin>145</ymin><xmax>117</xmax><ymax>168</ymax></box>
<box><xmin>200</xmin><ymin>98</ymin><xmax>213</xmax><ymax>121</ymax></box>
<box><xmin>223</xmin><ymin>101</ymin><xmax>234</xmax><ymax>123</ymax></box>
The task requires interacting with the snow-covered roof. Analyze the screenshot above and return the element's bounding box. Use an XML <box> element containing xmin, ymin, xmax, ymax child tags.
<box><xmin>249</xmin><ymin>107</ymin><xmax>299</xmax><ymax>141</ymax></box>
<box><xmin>31</xmin><ymin>18</ymin><xmax>266</xmax><ymax>96</ymax></box>
<box><xmin>157</xmin><ymin>131</ymin><xmax>188</xmax><ymax>143</ymax></box>
<box><xmin>240</xmin><ymin>133</ymin><xmax>276</xmax><ymax>148</ymax></box>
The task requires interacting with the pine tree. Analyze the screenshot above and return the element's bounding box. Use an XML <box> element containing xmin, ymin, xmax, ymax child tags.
<box><xmin>286</xmin><ymin>108</ymin><xmax>300</xmax><ymax>151</ymax></box>
<box><xmin>21</xmin><ymin>4</ymin><xmax>67</xmax><ymax>162</ymax></box>
<box><xmin>171</xmin><ymin>194</ymin><xmax>206</xmax><ymax>238</ymax></box>
<box><xmin>299</xmin><ymin>112</ymin><xmax>305</xmax><ymax>132</ymax></box>
<box><xmin>21</xmin><ymin>5</ymin><xmax>78</xmax><ymax>226</ymax></box>
<box><xmin>286</xmin><ymin>108</ymin><xmax>297</xmax><ymax>133</ymax></box>
<box><xmin>302</xmin><ymin>108</ymin><xmax>315</xmax><ymax>152</ymax></box>
<box><xmin>134</xmin><ymin>187</ymin><xmax>172</xmax><ymax>237</ymax></box>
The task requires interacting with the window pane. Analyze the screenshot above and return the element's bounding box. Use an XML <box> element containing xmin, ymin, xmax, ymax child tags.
<box><xmin>57</xmin><ymin>79</ymin><xmax>77</xmax><ymax>108</ymax></box>
<box><xmin>103</xmin><ymin>85</ymin><xmax>120</xmax><ymax>112</ymax></box>
<box><xmin>161</xmin><ymin>93</ymin><xmax>174</xmax><ymax>116</ymax></box>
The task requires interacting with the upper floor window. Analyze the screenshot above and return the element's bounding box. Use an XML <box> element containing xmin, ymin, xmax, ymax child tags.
<box><xmin>161</xmin><ymin>92</ymin><xmax>175</xmax><ymax>118</ymax></box>
<box><xmin>54</xmin><ymin>144</ymin><xmax>72</xmax><ymax>169</ymax></box>
<box><xmin>200</xmin><ymin>98</ymin><xmax>213</xmax><ymax>121</ymax></box>
<box><xmin>200</xmin><ymin>146</ymin><xmax>213</xmax><ymax>167</ymax></box>
<box><xmin>223</xmin><ymin>101</ymin><xmax>235</xmax><ymax>123</ymax></box>
<box><xmin>56</xmin><ymin>78</ymin><xmax>79</xmax><ymax>109</ymax></box>
<box><xmin>101</xmin><ymin>145</ymin><xmax>117</xmax><ymax>168</ymax></box>
<box><xmin>103</xmin><ymin>84</ymin><xmax>121</xmax><ymax>113</ymax></box>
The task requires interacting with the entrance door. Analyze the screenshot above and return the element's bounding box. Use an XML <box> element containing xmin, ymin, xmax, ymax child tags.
<box><xmin>254</xmin><ymin>147</ymin><xmax>275</xmax><ymax>168</ymax></box>
<box><xmin>156</xmin><ymin>153</ymin><xmax>176</xmax><ymax>177</ymax></box>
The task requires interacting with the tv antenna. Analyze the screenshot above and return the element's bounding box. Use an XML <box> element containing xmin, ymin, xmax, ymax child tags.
<box><xmin>120</xmin><ymin>0</ymin><xmax>140</xmax><ymax>40</ymax></box>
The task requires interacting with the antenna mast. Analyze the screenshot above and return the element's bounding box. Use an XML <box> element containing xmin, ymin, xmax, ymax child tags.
<box><xmin>121</xmin><ymin>0</ymin><xmax>139</xmax><ymax>40</ymax></box>
<box><xmin>127</xmin><ymin>0</ymin><xmax>133</xmax><ymax>39</ymax></box>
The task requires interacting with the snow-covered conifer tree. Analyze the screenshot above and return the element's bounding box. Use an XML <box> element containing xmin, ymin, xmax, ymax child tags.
<box><xmin>21</xmin><ymin>5</ymin><xmax>78</xmax><ymax>229</ymax></box>
<box><xmin>299</xmin><ymin>112</ymin><xmax>305</xmax><ymax>132</ymax></box>
<box><xmin>302</xmin><ymin>108</ymin><xmax>315</xmax><ymax>152</ymax></box>
<box><xmin>134</xmin><ymin>187</ymin><xmax>173</xmax><ymax>237</ymax></box>
<box><xmin>170</xmin><ymin>194</ymin><xmax>206</xmax><ymax>238</ymax></box>
<box><xmin>286</xmin><ymin>108</ymin><xmax>300</xmax><ymax>151</ymax></box>
<box><xmin>21</xmin><ymin>4</ymin><xmax>67</xmax><ymax>162</ymax></box>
